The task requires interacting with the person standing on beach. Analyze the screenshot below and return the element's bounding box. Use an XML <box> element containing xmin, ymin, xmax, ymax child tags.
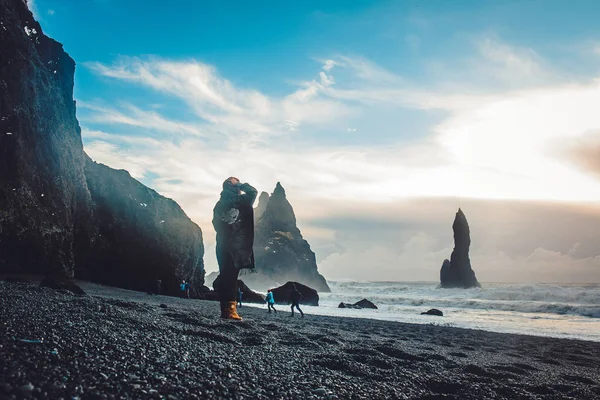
<box><xmin>213</xmin><ymin>177</ymin><xmax>258</xmax><ymax>320</ymax></box>
<box><xmin>266</xmin><ymin>289</ymin><xmax>277</xmax><ymax>313</ymax></box>
<box><xmin>237</xmin><ymin>287</ymin><xmax>243</xmax><ymax>307</ymax></box>
<box><xmin>180</xmin><ymin>280</ymin><xmax>186</xmax><ymax>298</ymax></box>
<box><xmin>185</xmin><ymin>281</ymin><xmax>190</xmax><ymax>299</ymax></box>
<box><xmin>290</xmin><ymin>284</ymin><xmax>304</xmax><ymax>318</ymax></box>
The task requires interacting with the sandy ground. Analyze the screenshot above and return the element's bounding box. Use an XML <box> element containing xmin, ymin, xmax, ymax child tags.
<box><xmin>1</xmin><ymin>281</ymin><xmax>600</xmax><ymax>399</ymax></box>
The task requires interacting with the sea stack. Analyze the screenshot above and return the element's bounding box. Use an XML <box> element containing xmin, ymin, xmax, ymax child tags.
<box><xmin>251</xmin><ymin>182</ymin><xmax>330</xmax><ymax>292</ymax></box>
<box><xmin>0</xmin><ymin>0</ymin><xmax>205</xmax><ymax>294</ymax></box>
<box><xmin>253</xmin><ymin>191</ymin><xmax>269</xmax><ymax>223</ymax></box>
<box><xmin>439</xmin><ymin>208</ymin><xmax>481</xmax><ymax>289</ymax></box>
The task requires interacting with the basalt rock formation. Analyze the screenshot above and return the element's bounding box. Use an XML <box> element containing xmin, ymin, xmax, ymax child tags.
<box><xmin>209</xmin><ymin>276</ymin><xmax>265</xmax><ymax>303</ymax></box>
<box><xmin>271</xmin><ymin>281</ymin><xmax>319</xmax><ymax>306</ymax></box>
<box><xmin>0</xmin><ymin>0</ymin><xmax>92</xmax><ymax>286</ymax></box>
<box><xmin>237</xmin><ymin>280</ymin><xmax>265</xmax><ymax>303</ymax></box>
<box><xmin>439</xmin><ymin>208</ymin><xmax>481</xmax><ymax>289</ymax></box>
<box><xmin>339</xmin><ymin>299</ymin><xmax>378</xmax><ymax>309</ymax></box>
<box><xmin>251</xmin><ymin>182</ymin><xmax>330</xmax><ymax>292</ymax></box>
<box><xmin>0</xmin><ymin>0</ymin><xmax>204</xmax><ymax>294</ymax></box>
<box><xmin>253</xmin><ymin>191</ymin><xmax>269</xmax><ymax>223</ymax></box>
<box><xmin>421</xmin><ymin>309</ymin><xmax>444</xmax><ymax>316</ymax></box>
<box><xmin>81</xmin><ymin>157</ymin><xmax>205</xmax><ymax>296</ymax></box>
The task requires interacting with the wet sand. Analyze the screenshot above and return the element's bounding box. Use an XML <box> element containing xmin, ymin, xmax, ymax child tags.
<box><xmin>1</xmin><ymin>281</ymin><xmax>600</xmax><ymax>399</ymax></box>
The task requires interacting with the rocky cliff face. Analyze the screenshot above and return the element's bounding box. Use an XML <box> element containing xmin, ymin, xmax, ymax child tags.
<box><xmin>0</xmin><ymin>0</ymin><xmax>205</xmax><ymax>294</ymax></box>
<box><xmin>251</xmin><ymin>183</ymin><xmax>330</xmax><ymax>292</ymax></box>
<box><xmin>253</xmin><ymin>191</ymin><xmax>269</xmax><ymax>223</ymax></box>
<box><xmin>439</xmin><ymin>208</ymin><xmax>481</xmax><ymax>289</ymax></box>
<box><xmin>81</xmin><ymin>157</ymin><xmax>204</xmax><ymax>296</ymax></box>
<box><xmin>0</xmin><ymin>0</ymin><xmax>92</xmax><ymax>281</ymax></box>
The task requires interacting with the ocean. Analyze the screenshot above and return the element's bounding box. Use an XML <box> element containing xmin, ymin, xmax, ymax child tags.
<box><xmin>256</xmin><ymin>281</ymin><xmax>600</xmax><ymax>342</ymax></box>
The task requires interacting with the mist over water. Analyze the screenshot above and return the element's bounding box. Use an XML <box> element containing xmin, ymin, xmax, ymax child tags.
<box><xmin>260</xmin><ymin>281</ymin><xmax>600</xmax><ymax>342</ymax></box>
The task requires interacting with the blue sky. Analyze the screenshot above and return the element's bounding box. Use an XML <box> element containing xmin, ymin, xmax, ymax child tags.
<box><xmin>28</xmin><ymin>0</ymin><xmax>600</xmax><ymax>282</ymax></box>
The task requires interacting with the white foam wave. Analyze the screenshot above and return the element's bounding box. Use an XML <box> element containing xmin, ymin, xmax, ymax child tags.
<box><xmin>324</xmin><ymin>281</ymin><xmax>600</xmax><ymax>318</ymax></box>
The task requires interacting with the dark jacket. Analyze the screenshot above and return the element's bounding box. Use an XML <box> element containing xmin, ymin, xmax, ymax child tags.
<box><xmin>290</xmin><ymin>288</ymin><xmax>302</xmax><ymax>303</ymax></box>
<box><xmin>212</xmin><ymin>182</ymin><xmax>258</xmax><ymax>270</ymax></box>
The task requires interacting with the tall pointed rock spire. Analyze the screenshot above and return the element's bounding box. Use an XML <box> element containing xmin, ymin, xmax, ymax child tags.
<box><xmin>250</xmin><ymin>182</ymin><xmax>330</xmax><ymax>292</ymax></box>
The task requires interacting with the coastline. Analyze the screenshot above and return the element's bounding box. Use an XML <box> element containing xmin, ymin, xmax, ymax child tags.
<box><xmin>1</xmin><ymin>281</ymin><xmax>599</xmax><ymax>399</ymax></box>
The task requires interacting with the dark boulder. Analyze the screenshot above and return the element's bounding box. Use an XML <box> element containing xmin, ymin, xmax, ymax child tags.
<box><xmin>439</xmin><ymin>208</ymin><xmax>481</xmax><ymax>289</ymax></box>
<box><xmin>253</xmin><ymin>183</ymin><xmax>330</xmax><ymax>292</ymax></box>
<box><xmin>80</xmin><ymin>156</ymin><xmax>205</xmax><ymax>297</ymax></box>
<box><xmin>338</xmin><ymin>299</ymin><xmax>378</xmax><ymax>309</ymax></box>
<box><xmin>355</xmin><ymin>299</ymin><xmax>378</xmax><ymax>309</ymax></box>
<box><xmin>421</xmin><ymin>309</ymin><xmax>444</xmax><ymax>316</ymax></box>
<box><xmin>210</xmin><ymin>276</ymin><xmax>265</xmax><ymax>303</ymax></box>
<box><xmin>338</xmin><ymin>302</ymin><xmax>361</xmax><ymax>309</ymax></box>
<box><xmin>271</xmin><ymin>281</ymin><xmax>319</xmax><ymax>306</ymax></box>
<box><xmin>237</xmin><ymin>280</ymin><xmax>265</xmax><ymax>303</ymax></box>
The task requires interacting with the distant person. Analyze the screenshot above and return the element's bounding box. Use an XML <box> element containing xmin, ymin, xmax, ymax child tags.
<box><xmin>185</xmin><ymin>281</ymin><xmax>190</xmax><ymax>299</ymax></box>
<box><xmin>213</xmin><ymin>177</ymin><xmax>258</xmax><ymax>320</ymax></box>
<box><xmin>237</xmin><ymin>287</ymin><xmax>243</xmax><ymax>307</ymax></box>
<box><xmin>180</xmin><ymin>280</ymin><xmax>186</xmax><ymax>298</ymax></box>
<box><xmin>156</xmin><ymin>280</ymin><xmax>162</xmax><ymax>295</ymax></box>
<box><xmin>290</xmin><ymin>284</ymin><xmax>304</xmax><ymax>318</ymax></box>
<box><xmin>266</xmin><ymin>289</ymin><xmax>277</xmax><ymax>314</ymax></box>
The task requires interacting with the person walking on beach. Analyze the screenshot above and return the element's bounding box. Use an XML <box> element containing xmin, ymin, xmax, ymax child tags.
<box><xmin>266</xmin><ymin>289</ymin><xmax>277</xmax><ymax>313</ymax></box>
<box><xmin>290</xmin><ymin>284</ymin><xmax>304</xmax><ymax>318</ymax></box>
<box><xmin>156</xmin><ymin>279</ymin><xmax>162</xmax><ymax>295</ymax></box>
<box><xmin>213</xmin><ymin>177</ymin><xmax>258</xmax><ymax>320</ymax></box>
<box><xmin>237</xmin><ymin>287</ymin><xmax>243</xmax><ymax>307</ymax></box>
<box><xmin>185</xmin><ymin>281</ymin><xmax>190</xmax><ymax>299</ymax></box>
<box><xmin>180</xmin><ymin>280</ymin><xmax>186</xmax><ymax>298</ymax></box>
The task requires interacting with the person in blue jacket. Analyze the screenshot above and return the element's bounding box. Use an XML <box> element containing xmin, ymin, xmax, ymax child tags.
<box><xmin>266</xmin><ymin>289</ymin><xmax>277</xmax><ymax>313</ymax></box>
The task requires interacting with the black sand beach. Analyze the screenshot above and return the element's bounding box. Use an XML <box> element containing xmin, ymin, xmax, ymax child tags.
<box><xmin>1</xmin><ymin>281</ymin><xmax>600</xmax><ymax>399</ymax></box>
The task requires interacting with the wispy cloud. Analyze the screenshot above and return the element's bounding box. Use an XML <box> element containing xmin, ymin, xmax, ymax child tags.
<box><xmin>26</xmin><ymin>0</ymin><xmax>38</xmax><ymax>18</ymax></box>
<box><xmin>79</xmin><ymin>102</ymin><xmax>205</xmax><ymax>137</ymax></box>
<box><xmin>86</xmin><ymin>57</ymin><xmax>351</xmax><ymax>142</ymax></box>
<box><xmin>82</xmin><ymin>35</ymin><xmax>600</xmax><ymax>281</ymax></box>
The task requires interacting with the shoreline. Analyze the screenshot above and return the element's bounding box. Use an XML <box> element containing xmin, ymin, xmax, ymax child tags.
<box><xmin>2</xmin><ymin>280</ymin><xmax>600</xmax><ymax>399</ymax></box>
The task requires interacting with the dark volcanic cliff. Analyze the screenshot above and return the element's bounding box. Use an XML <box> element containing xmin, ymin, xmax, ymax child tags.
<box><xmin>0</xmin><ymin>0</ymin><xmax>205</xmax><ymax>293</ymax></box>
<box><xmin>251</xmin><ymin>183</ymin><xmax>330</xmax><ymax>292</ymax></box>
<box><xmin>0</xmin><ymin>0</ymin><xmax>92</xmax><ymax>280</ymax></box>
<box><xmin>439</xmin><ymin>208</ymin><xmax>481</xmax><ymax>289</ymax></box>
<box><xmin>81</xmin><ymin>157</ymin><xmax>204</xmax><ymax>296</ymax></box>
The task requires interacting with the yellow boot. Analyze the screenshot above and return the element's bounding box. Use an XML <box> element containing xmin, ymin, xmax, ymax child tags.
<box><xmin>222</xmin><ymin>301</ymin><xmax>242</xmax><ymax>321</ymax></box>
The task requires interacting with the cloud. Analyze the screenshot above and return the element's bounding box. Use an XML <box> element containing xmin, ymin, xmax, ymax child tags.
<box><xmin>561</xmin><ymin>130</ymin><xmax>600</xmax><ymax>178</ymax></box>
<box><xmin>315</xmin><ymin>199</ymin><xmax>600</xmax><ymax>283</ymax></box>
<box><xmin>475</xmin><ymin>36</ymin><xmax>551</xmax><ymax>84</ymax></box>
<box><xmin>86</xmin><ymin>57</ymin><xmax>351</xmax><ymax>142</ymax></box>
<box><xmin>26</xmin><ymin>0</ymin><xmax>38</xmax><ymax>18</ymax></box>
<box><xmin>79</xmin><ymin>102</ymin><xmax>205</xmax><ymax>137</ymax></box>
<box><xmin>82</xmin><ymin>36</ymin><xmax>600</xmax><ymax>282</ymax></box>
<box><xmin>47</xmin><ymin>9</ymin><xmax>55</xmax><ymax>16</ymax></box>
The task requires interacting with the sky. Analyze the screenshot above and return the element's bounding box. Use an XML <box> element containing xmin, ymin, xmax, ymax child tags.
<box><xmin>28</xmin><ymin>0</ymin><xmax>600</xmax><ymax>283</ymax></box>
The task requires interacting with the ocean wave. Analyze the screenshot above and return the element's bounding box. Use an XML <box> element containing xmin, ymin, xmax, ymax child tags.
<box><xmin>324</xmin><ymin>281</ymin><xmax>600</xmax><ymax>318</ymax></box>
